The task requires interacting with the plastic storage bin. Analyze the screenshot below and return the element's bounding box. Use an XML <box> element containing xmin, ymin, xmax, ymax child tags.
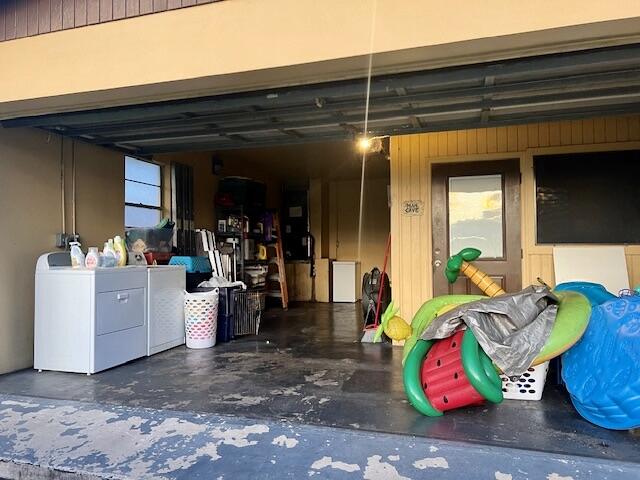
<box><xmin>169</xmin><ymin>256</ymin><xmax>212</xmax><ymax>273</ymax></box>
<box><xmin>184</xmin><ymin>289</ymin><xmax>218</xmax><ymax>349</ymax></box>
<box><xmin>500</xmin><ymin>361</ymin><xmax>549</xmax><ymax>400</ymax></box>
<box><xmin>217</xmin><ymin>286</ymin><xmax>243</xmax><ymax>343</ymax></box>
<box><xmin>125</xmin><ymin>227</ymin><xmax>174</xmax><ymax>253</ymax></box>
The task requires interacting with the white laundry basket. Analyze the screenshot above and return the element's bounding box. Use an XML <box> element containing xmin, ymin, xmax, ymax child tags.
<box><xmin>184</xmin><ymin>289</ymin><xmax>219</xmax><ymax>349</ymax></box>
<box><xmin>500</xmin><ymin>361</ymin><xmax>549</xmax><ymax>400</ymax></box>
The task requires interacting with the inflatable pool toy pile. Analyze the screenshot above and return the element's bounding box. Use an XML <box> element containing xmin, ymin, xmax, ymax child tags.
<box><xmin>378</xmin><ymin>251</ymin><xmax>639</xmax><ymax>430</ymax></box>
<box><xmin>378</xmin><ymin>248</ymin><xmax>593</xmax><ymax>418</ymax></box>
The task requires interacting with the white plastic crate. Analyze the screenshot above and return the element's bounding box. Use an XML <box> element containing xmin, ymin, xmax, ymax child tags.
<box><xmin>184</xmin><ymin>289</ymin><xmax>218</xmax><ymax>349</ymax></box>
<box><xmin>500</xmin><ymin>361</ymin><xmax>549</xmax><ymax>400</ymax></box>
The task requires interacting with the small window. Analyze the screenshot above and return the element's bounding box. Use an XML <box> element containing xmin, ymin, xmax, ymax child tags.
<box><xmin>125</xmin><ymin>157</ymin><xmax>162</xmax><ymax>228</ymax></box>
<box><xmin>535</xmin><ymin>150</ymin><xmax>640</xmax><ymax>244</ymax></box>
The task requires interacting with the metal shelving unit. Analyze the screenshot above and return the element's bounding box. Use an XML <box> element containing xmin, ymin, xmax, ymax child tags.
<box><xmin>216</xmin><ymin>205</ymin><xmax>268</xmax><ymax>291</ymax></box>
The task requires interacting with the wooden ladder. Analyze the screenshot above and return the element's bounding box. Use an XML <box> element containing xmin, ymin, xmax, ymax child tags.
<box><xmin>266</xmin><ymin>212</ymin><xmax>289</xmax><ymax>309</ymax></box>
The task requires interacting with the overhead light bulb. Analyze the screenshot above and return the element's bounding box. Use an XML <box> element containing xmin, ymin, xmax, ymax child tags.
<box><xmin>357</xmin><ymin>137</ymin><xmax>372</xmax><ymax>152</ymax></box>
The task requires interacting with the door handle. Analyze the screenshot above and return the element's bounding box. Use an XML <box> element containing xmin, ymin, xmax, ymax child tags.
<box><xmin>433</xmin><ymin>260</ymin><xmax>442</xmax><ymax>268</ymax></box>
<box><xmin>117</xmin><ymin>293</ymin><xmax>130</xmax><ymax>302</ymax></box>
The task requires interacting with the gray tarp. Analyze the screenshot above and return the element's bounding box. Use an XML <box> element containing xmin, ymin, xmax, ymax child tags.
<box><xmin>420</xmin><ymin>285</ymin><xmax>558</xmax><ymax>377</ymax></box>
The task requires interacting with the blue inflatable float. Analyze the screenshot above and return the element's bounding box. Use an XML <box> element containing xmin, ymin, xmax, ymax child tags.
<box><xmin>556</xmin><ymin>281</ymin><xmax>640</xmax><ymax>430</ymax></box>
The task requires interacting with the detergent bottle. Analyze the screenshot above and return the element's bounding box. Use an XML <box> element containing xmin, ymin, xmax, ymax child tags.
<box><xmin>85</xmin><ymin>247</ymin><xmax>100</xmax><ymax>269</ymax></box>
<box><xmin>106</xmin><ymin>238</ymin><xmax>116</xmax><ymax>256</ymax></box>
<box><xmin>114</xmin><ymin>235</ymin><xmax>128</xmax><ymax>267</ymax></box>
<box><xmin>69</xmin><ymin>242</ymin><xmax>85</xmax><ymax>268</ymax></box>
<box><xmin>102</xmin><ymin>240</ymin><xmax>117</xmax><ymax>268</ymax></box>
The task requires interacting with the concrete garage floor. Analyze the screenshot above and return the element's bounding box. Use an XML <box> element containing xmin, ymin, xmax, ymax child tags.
<box><xmin>0</xmin><ymin>303</ymin><xmax>639</xmax><ymax>479</ymax></box>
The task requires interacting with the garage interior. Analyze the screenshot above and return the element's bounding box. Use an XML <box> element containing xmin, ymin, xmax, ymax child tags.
<box><xmin>2</xmin><ymin>43</ymin><xmax>640</xmax><ymax>478</ymax></box>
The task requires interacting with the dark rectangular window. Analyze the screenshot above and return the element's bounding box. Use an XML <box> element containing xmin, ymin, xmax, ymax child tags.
<box><xmin>535</xmin><ymin>150</ymin><xmax>640</xmax><ymax>244</ymax></box>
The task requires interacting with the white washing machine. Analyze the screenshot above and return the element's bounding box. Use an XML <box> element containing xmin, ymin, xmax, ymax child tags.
<box><xmin>146</xmin><ymin>265</ymin><xmax>186</xmax><ymax>356</ymax></box>
<box><xmin>35</xmin><ymin>253</ymin><xmax>149</xmax><ymax>374</ymax></box>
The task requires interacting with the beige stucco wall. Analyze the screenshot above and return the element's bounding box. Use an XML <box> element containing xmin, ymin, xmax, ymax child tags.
<box><xmin>1</xmin><ymin>0</ymin><xmax>639</xmax><ymax>118</ymax></box>
<box><xmin>0</xmin><ymin>127</ymin><xmax>123</xmax><ymax>374</ymax></box>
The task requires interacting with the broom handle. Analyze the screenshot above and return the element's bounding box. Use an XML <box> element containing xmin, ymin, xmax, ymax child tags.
<box><xmin>374</xmin><ymin>234</ymin><xmax>392</xmax><ymax>327</ymax></box>
<box><xmin>460</xmin><ymin>261</ymin><xmax>506</xmax><ymax>297</ymax></box>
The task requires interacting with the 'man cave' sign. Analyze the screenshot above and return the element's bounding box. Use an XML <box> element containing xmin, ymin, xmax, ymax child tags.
<box><xmin>402</xmin><ymin>200</ymin><xmax>424</xmax><ymax>216</ymax></box>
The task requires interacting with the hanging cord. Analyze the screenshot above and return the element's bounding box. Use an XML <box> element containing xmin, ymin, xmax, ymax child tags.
<box><xmin>60</xmin><ymin>136</ymin><xmax>66</xmax><ymax>236</ymax></box>
<box><xmin>71</xmin><ymin>140</ymin><xmax>77</xmax><ymax>236</ymax></box>
<box><xmin>357</xmin><ymin>0</ymin><xmax>378</xmax><ymax>263</ymax></box>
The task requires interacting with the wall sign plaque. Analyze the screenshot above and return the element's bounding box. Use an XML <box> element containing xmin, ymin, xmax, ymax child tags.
<box><xmin>402</xmin><ymin>200</ymin><xmax>424</xmax><ymax>216</ymax></box>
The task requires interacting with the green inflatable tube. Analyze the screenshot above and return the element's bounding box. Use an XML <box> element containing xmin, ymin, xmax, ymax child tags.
<box><xmin>402</xmin><ymin>294</ymin><xmax>485</xmax><ymax>364</ymax></box>
<box><xmin>534</xmin><ymin>290</ymin><xmax>591</xmax><ymax>365</ymax></box>
<box><xmin>402</xmin><ymin>339</ymin><xmax>442</xmax><ymax>417</ymax></box>
<box><xmin>460</xmin><ymin>330</ymin><xmax>503</xmax><ymax>404</ymax></box>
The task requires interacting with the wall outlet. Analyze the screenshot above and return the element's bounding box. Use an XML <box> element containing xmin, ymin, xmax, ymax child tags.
<box><xmin>55</xmin><ymin>233</ymin><xmax>80</xmax><ymax>249</ymax></box>
<box><xmin>55</xmin><ymin>233</ymin><xmax>68</xmax><ymax>248</ymax></box>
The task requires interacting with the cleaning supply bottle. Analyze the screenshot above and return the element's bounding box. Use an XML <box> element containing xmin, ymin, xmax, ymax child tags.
<box><xmin>102</xmin><ymin>241</ymin><xmax>117</xmax><ymax>268</ymax></box>
<box><xmin>106</xmin><ymin>238</ymin><xmax>116</xmax><ymax>257</ymax></box>
<box><xmin>69</xmin><ymin>242</ymin><xmax>85</xmax><ymax>269</ymax></box>
<box><xmin>85</xmin><ymin>247</ymin><xmax>100</xmax><ymax>269</ymax></box>
<box><xmin>114</xmin><ymin>235</ymin><xmax>128</xmax><ymax>267</ymax></box>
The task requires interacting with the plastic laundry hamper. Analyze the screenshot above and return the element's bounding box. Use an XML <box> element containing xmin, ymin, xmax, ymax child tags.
<box><xmin>500</xmin><ymin>361</ymin><xmax>549</xmax><ymax>400</ymax></box>
<box><xmin>184</xmin><ymin>289</ymin><xmax>219</xmax><ymax>349</ymax></box>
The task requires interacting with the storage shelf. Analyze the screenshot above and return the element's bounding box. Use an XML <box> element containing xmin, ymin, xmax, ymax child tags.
<box><xmin>245</xmin><ymin>259</ymin><xmax>269</xmax><ymax>265</ymax></box>
<box><xmin>216</xmin><ymin>231</ymin><xmax>242</xmax><ymax>238</ymax></box>
<box><xmin>216</xmin><ymin>231</ymin><xmax>265</xmax><ymax>240</ymax></box>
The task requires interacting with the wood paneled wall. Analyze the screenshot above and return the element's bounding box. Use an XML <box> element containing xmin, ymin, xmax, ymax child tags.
<box><xmin>390</xmin><ymin>115</ymin><xmax>640</xmax><ymax>320</ymax></box>
<box><xmin>0</xmin><ymin>0</ymin><xmax>222</xmax><ymax>42</ymax></box>
<box><xmin>328</xmin><ymin>177</ymin><xmax>391</xmax><ymax>280</ymax></box>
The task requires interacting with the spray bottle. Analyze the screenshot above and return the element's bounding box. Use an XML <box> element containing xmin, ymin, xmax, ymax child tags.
<box><xmin>69</xmin><ymin>242</ymin><xmax>85</xmax><ymax>268</ymax></box>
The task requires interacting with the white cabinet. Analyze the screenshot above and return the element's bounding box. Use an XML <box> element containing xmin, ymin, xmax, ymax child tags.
<box><xmin>332</xmin><ymin>261</ymin><xmax>361</xmax><ymax>303</ymax></box>
<box><xmin>147</xmin><ymin>266</ymin><xmax>185</xmax><ymax>356</ymax></box>
<box><xmin>35</xmin><ymin>264</ymin><xmax>148</xmax><ymax>374</ymax></box>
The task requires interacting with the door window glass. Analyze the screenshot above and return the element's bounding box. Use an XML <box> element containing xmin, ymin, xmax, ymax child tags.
<box><xmin>448</xmin><ymin>174</ymin><xmax>504</xmax><ymax>258</ymax></box>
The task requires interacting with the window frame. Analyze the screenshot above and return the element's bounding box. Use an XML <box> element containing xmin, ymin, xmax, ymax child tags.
<box><xmin>533</xmin><ymin>146</ymin><xmax>640</xmax><ymax>246</ymax></box>
<box><xmin>124</xmin><ymin>156</ymin><xmax>163</xmax><ymax>228</ymax></box>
